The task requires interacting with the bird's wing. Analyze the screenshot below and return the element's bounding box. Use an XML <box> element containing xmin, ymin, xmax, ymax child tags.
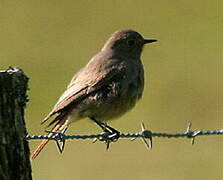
<box><xmin>42</xmin><ymin>60</ymin><xmax>126</xmax><ymax>123</ymax></box>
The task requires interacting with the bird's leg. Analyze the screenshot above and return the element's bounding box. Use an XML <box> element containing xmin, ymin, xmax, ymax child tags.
<box><xmin>90</xmin><ymin>117</ymin><xmax>120</xmax><ymax>139</ymax></box>
<box><xmin>90</xmin><ymin>117</ymin><xmax>120</xmax><ymax>149</ymax></box>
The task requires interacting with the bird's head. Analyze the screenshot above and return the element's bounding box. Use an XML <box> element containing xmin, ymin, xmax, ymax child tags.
<box><xmin>101</xmin><ymin>29</ymin><xmax>157</xmax><ymax>59</ymax></box>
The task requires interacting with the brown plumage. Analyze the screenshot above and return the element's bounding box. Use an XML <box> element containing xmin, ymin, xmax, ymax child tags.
<box><xmin>31</xmin><ymin>29</ymin><xmax>157</xmax><ymax>159</ymax></box>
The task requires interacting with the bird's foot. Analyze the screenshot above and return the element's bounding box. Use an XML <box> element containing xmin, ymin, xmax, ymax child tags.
<box><xmin>91</xmin><ymin>117</ymin><xmax>120</xmax><ymax>149</ymax></box>
<box><xmin>96</xmin><ymin>130</ymin><xmax>120</xmax><ymax>149</ymax></box>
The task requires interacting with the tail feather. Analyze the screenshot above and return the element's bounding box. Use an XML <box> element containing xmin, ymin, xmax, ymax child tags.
<box><xmin>41</xmin><ymin>111</ymin><xmax>56</xmax><ymax>125</ymax></box>
<box><xmin>31</xmin><ymin>115</ymin><xmax>69</xmax><ymax>160</ymax></box>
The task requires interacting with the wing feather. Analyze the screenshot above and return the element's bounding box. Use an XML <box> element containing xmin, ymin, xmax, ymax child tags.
<box><xmin>42</xmin><ymin>58</ymin><xmax>126</xmax><ymax>123</ymax></box>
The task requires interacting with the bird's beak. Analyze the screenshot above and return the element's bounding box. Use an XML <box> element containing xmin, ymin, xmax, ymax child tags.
<box><xmin>143</xmin><ymin>39</ymin><xmax>158</xmax><ymax>44</ymax></box>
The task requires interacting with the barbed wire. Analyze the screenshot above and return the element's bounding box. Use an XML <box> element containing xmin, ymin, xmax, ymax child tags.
<box><xmin>26</xmin><ymin>123</ymin><xmax>223</xmax><ymax>151</ymax></box>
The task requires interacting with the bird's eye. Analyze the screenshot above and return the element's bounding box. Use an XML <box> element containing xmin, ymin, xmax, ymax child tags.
<box><xmin>127</xmin><ymin>39</ymin><xmax>135</xmax><ymax>46</ymax></box>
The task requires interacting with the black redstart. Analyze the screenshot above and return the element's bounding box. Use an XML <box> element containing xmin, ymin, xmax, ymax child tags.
<box><xmin>31</xmin><ymin>29</ymin><xmax>157</xmax><ymax>159</ymax></box>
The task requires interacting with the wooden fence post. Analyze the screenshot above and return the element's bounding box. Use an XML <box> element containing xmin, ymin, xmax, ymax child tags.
<box><xmin>0</xmin><ymin>67</ymin><xmax>32</xmax><ymax>180</ymax></box>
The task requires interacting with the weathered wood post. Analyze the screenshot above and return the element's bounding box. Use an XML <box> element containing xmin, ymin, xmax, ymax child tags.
<box><xmin>0</xmin><ymin>68</ymin><xmax>32</xmax><ymax>180</ymax></box>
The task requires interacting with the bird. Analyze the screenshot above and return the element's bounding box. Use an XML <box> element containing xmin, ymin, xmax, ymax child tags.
<box><xmin>31</xmin><ymin>29</ymin><xmax>157</xmax><ymax>159</ymax></box>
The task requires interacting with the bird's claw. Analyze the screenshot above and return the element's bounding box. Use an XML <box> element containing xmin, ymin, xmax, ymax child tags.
<box><xmin>92</xmin><ymin>131</ymin><xmax>120</xmax><ymax>150</ymax></box>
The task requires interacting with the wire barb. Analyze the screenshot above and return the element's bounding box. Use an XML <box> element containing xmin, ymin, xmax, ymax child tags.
<box><xmin>45</xmin><ymin>129</ymin><xmax>67</xmax><ymax>153</ymax></box>
<box><xmin>185</xmin><ymin>122</ymin><xmax>195</xmax><ymax>145</ymax></box>
<box><xmin>140</xmin><ymin>123</ymin><xmax>152</xmax><ymax>150</ymax></box>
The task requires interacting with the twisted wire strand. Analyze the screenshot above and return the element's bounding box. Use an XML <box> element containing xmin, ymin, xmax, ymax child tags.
<box><xmin>26</xmin><ymin>123</ymin><xmax>223</xmax><ymax>141</ymax></box>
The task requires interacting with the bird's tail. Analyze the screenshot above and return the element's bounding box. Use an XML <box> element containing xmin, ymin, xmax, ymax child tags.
<box><xmin>31</xmin><ymin>114</ymin><xmax>69</xmax><ymax>160</ymax></box>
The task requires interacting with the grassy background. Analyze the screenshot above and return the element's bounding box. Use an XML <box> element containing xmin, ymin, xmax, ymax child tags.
<box><xmin>1</xmin><ymin>0</ymin><xmax>223</xmax><ymax>179</ymax></box>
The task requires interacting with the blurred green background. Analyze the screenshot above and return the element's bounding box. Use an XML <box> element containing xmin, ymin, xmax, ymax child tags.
<box><xmin>1</xmin><ymin>0</ymin><xmax>223</xmax><ymax>179</ymax></box>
